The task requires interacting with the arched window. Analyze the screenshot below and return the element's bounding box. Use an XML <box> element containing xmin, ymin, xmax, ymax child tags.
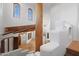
<box><xmin>13</xmin><ymin>3</ymin><xmax>20</xmax><ymax>17</ymax></box>
<box><xmin>28</xmin><ymin>8</ymin><xmax>33</xmax><ymax>20</ymax></box>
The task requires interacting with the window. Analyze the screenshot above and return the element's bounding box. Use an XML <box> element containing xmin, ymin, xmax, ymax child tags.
<box><xmin>28</xmin><ymin>33</ymin><xmax>32</xmax><ymax>40</ymax></box>
<box><xmin>28</xmin><ymin>8</ymin><xmax>33</xmax><ymax>20</ymax></box>
<box><xmin>13</xmin><ymin>3</ymin><xmax>20</xmax><ymax>17</ymax></box>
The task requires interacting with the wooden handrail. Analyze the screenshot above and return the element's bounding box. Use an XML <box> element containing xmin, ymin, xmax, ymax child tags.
<box><xmin>5</xmin><ymin>25</ymin><xmax>35</xmax><ymax>33</ymax></box>
<box><xmin>2</xmin><ymin>32</ymin><xmax>14</xmax><ymax>35</ymax></box>
<box><xmin>3</xmin><ymin>28</ymin><xmax>35</xmax><ymax>36</ymax></box>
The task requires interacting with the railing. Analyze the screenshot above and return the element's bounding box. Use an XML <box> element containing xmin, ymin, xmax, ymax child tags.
<box><xmin>0</xmin><ymin>34</ymin><xmax>20</xmax><ymax>54</ymax></box>
<box><xmin>0</xmin><ymin>27</ymin><xmax>35</xmax><ymax>54</ymax></box>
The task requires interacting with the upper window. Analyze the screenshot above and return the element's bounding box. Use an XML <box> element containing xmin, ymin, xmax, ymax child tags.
<box><xmin>28</xmin><ymin>8</ymin><xmax>33</xmax><ymax>20</ymax></box>
<box><xmin>13</xmin><ymin>3</ymin><xmax>20</xmax><ymax>17</ymax></box>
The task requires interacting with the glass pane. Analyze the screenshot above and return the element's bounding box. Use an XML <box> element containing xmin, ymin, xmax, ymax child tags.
<box><xmin>13</xmin><ymin>3</ymin><xmax>20</xmax><ymax>17</ymax></box>
<box><xmin>28</xmin><ymin>8</ymin><xmax>33</xmax><ymax>20</ymax></box>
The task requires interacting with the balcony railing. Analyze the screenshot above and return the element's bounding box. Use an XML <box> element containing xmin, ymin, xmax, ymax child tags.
<box><xmin>0</xmin><ymin>33</ymin><xmax>20</xmax><ymax>54</ymax></box>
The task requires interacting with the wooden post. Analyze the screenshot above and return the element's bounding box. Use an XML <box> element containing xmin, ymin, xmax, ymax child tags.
<box><xmin>35</xmin><ymin>3</ymin><xmax>43</xmax><ymax>51</ymax></box>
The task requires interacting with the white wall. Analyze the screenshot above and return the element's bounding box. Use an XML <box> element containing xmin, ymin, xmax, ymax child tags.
<box><xmin>50</xmin><ymin>3</ymin><xmax>79</xmax><ymax>40</ymax></box>
<box><xmin>43</xmin><ymin>4</ymin><xmax>57</xmax><ymax>32</ymax></box>
<box><xmin>43</xmin><ymin>4</ymin><xmax>51</xmax><ymax>42</ymax></box>
<box><xmin>50</xmin><ymin>3</ymin><xmax>79</xmax><ymax>55</ymax></box>
<box><xmin>43</xmin><ymin>4</ymin><xmax>51</xmax><ymax>32</ymax></box>
<box><xmin>77</xmin><ymin>4</ymin><xmax>79</xmax><ymax>40</ymax></box>
<box><xmin>3</xmin><ymin>3</ymin><xmax>36</xmax><ymax>27</ymax></box>
<box><xmin>0</xmin><ymin>3</ymin><xmax>4</xmax><ymax>34</ymax></box>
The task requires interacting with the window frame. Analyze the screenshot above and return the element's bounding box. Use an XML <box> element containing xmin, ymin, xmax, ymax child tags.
<box><xmin>13</xmin><ymin>3</ymin><xmax>20</xmax><ymax>18</ymax></box>
<box><xmin>28</xmin><ymin>8</ymin><xmax>33</xmax><ymax>20</ymax></box>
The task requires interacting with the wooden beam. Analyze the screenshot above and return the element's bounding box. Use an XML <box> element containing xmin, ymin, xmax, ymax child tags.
<box><xmin>4</xmin><ymin>25</ymin><xmax>35</xmax><ymax>34</ymax></box>
<box><xmin>35</xmin><ymin>3</ymin><xmax>43</xmax><ymax>51</ymax></box>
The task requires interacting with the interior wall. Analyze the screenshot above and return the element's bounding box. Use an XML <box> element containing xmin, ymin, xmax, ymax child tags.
<box><xmin>49</xmin><ymin>3</ymin><xmax>79</xmax><ymax>55</ymax></box>
<box><xmin>43</xmin><ymin>4</ymin><xmax>50</xmax><ymax>33</ymax></box>
<box><xmin>3</xmin><ymin>3</ymin><xmax>36</xmax><ymax>27</ymax></box>
<box><xmin>50</xmin><ymin>3</ymin><xmax>79</xmax><ymax>40</ymax></box>
<box><xmin>0</xmin><ymin>3</ymin><xmax>4</xmax><ymax>34</ymax></box>
<box><xmin>77</xmin><ymin>4</ymin><xmax>79</xmax><ymax>40</ymax></box>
